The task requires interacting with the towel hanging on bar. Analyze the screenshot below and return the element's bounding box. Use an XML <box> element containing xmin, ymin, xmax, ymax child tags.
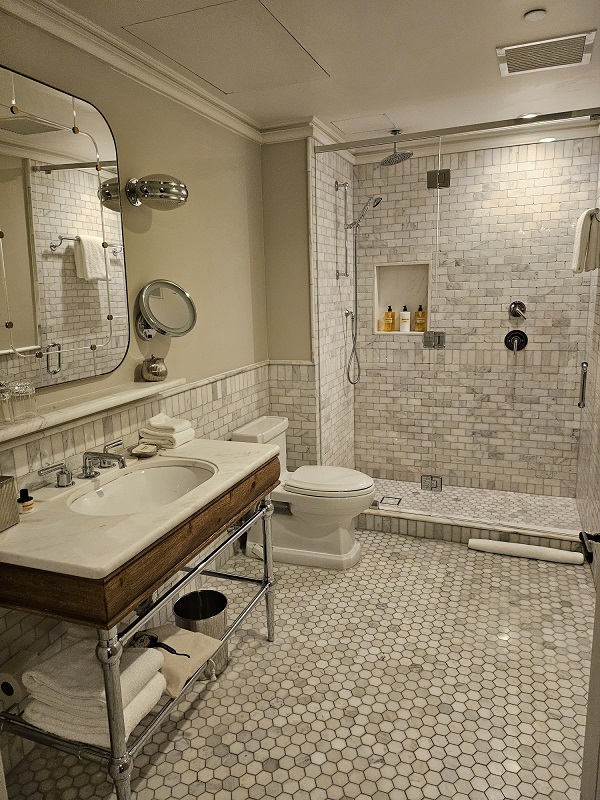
<box><xmin>572</xmin><ymin>208</ymin><xmax>600</xmax><ymax>274</ymax></box>
<box><xmin>73</xmin><ymin>235</ymin><xmax>109</xmax><ymax>281</ymax></box>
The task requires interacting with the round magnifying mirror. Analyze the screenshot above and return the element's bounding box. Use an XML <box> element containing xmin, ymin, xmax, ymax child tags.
<box><xmin>138</xmin><ymin>280</ymin><xmax>197</xmax><ymax>337</ymax></box>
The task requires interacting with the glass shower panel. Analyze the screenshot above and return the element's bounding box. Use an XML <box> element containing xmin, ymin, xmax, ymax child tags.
<box><xmin>430</xmin><ymin>130</ymin><xmax>597</xmax><ymax>532</ymax></box>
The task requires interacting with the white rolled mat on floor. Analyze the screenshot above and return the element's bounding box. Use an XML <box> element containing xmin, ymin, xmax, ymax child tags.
<box><xmin>468</xmin><ymin>538</ymin><xmax>584</xmax><ymax>565</ymax></box>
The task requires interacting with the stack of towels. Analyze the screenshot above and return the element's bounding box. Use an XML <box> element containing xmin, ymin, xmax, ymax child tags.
<box><xmin>21</xmin><ymin>636</ymin><xmax>166</xmax><ymax>748</ymax></box>
<box><xmin>139</xmin><ymin>413</ymin><xmax>195</xmax><ymax>449</ymax></box>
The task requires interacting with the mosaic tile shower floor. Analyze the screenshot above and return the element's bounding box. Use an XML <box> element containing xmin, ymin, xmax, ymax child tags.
<box><xmin>373</xmin><ymin>478</ymin><xmax>582</xmax><ymax>535</ymax></box>
<box><xmin>7</xmin><ymin>531</ymin><xmax>595</xmax><ymax>800</ymax></box>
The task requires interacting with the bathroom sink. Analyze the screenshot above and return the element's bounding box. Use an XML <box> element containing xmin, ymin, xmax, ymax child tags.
<box><xmin>69</xmin><ymin>461</ymin><xmax>215</xmax><ymax>517</ymax></box>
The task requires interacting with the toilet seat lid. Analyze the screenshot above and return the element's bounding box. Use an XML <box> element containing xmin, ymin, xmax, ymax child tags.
<box><xmin>284</xmin><ymin>466</ymin><xmax>374</xmax><ymax>497</ymax></box>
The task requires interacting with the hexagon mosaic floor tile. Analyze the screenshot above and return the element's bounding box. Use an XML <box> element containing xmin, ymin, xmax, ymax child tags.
<box><xmin>6</xmin><ymin>531</ymin><xmax>595</xmax><ymax>800</ymax></box>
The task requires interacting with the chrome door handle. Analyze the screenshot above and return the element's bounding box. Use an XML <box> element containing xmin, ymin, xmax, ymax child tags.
<box><xmin>578</xmin><ymin>361</ymin><xmax>588</xmax><ymax>408</ymax></box>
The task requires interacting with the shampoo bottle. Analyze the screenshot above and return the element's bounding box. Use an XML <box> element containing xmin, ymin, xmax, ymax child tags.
<box><xmin>383</xmin><ymin>305</ymin><xmax>395</xmax><ymax>332</ymax></box>
<box><xmin>414</xmin><ymin>304</ymin><xmax>427</xmax><ymax>332</ymax></box>
<box><xmin>400</xmin><ymin>305</ymin><xmax>410</xmax><ymax>332</ymax></box>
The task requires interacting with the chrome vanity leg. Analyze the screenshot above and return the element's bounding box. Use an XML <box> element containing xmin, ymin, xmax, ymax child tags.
<box><xmin>262</xmin><ymin>497</ymin><xmax>275</xmax><ymax>642</ymax></box>
<box><xmin>96</xmin><ymin>628</ymin><xmax>132</xmax><ymax>800</ymax></box>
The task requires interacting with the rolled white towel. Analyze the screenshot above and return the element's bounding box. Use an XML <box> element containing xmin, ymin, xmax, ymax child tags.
<box><xmin>23</xmin><ymin>672</ymin><xmax>166</xmax><ymax>748</ymax></box>
<box><xmin>139</xmin><ymin>427</ymin><xmax>195</xmax><ymax>449</ymax></box>
<box><xmin>22</xmin><ymin>639</ymin><xmax>164</xmax><ymax>711</ymax></box>
<box><xmin>146</xmin><ymin>413</ymin><xmax>192</xmax><ymax>434</ymax></box>
<box><xmin>572</xmin><ymin>208</ymin><xmax>599</xmax><ymax>274</ymax></box>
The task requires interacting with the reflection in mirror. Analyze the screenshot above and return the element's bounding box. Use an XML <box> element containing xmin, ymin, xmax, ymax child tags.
<box><xmin>138</xmin><ymin>280</ymin><xmax>196</xmax><ymax>338</ymax></box>
<box><xmin>0</xmin><ymin>66</ymin><xmax>129</xmax><ymax>389</ymax></box>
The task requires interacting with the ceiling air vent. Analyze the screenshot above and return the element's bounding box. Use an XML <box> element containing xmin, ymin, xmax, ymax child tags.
<box><xmin>497</xmin><ymin>31</ymin><xmax>595</xmax><ymax>76</ymax></box>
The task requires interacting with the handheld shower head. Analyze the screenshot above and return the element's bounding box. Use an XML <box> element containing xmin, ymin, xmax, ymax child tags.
<box><xmin>346</xmin><ymin>196</ymin><xmax>383</xmax><ymax>229</ymax></box>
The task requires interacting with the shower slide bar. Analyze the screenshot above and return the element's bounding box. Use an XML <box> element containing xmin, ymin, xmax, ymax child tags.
<box><xmin>579</xmin><ymin>361</ymin><xmax>588</xmax><ymax>408</ymax></box>
<box><xmin>314</xmin><ymin>107</ymin><xmax>600</xmax><ymax>153</ymax></box>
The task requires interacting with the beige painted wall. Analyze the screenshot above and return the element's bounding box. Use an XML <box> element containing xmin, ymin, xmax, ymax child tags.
<box><xmin>0</xmin><ymin>10</ymin><xmax>268</xmax><ymax>403</ymax></box>
<box><xmin>262</xmin><ymin>140</ymin><xmax>312</xmax><ymax>361</ymax></box>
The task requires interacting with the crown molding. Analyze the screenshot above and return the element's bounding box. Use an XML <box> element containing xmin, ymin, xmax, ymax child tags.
<box><xmin>0</xmin><ymin>0</ymin><xmax>264</xmax><ymax>143</ymax></box>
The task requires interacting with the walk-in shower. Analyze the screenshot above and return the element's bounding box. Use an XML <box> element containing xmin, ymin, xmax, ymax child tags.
<box><xmin>313</xmin><ymin>108</ymin><xmax>600</xmax><ymax>546</ymax></box>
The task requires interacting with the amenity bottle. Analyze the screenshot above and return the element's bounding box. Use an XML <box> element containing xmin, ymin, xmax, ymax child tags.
<box><xmin>414</xmin><ymin>305</ymin><xmax>427</xmax><ymax>332</ymax></box>
<box><xmin>400</xmin><ymin>306</ymin><xmax>410</xmax><ymax>333</ymax></box>
<box><xmin>383</xmin><ymin>306</ymin><xmax>395</xmax><ymax>332</ymax></box>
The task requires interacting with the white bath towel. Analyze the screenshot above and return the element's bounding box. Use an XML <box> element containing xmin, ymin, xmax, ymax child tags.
<box><xmin>139</xmin><ymin>427</ymin><xmax>195</xmax><ymax>449</ymax></box>
<box><xmin>572</xmin><ymin>208</ymin><xmax>600</xmax><ymax>273</ymax></box>
<box><xmin>146</xmin><ymin>413</ymin><xmax>192</xmax><ymax>434</ymax></box>
<box><xmin>22</xmin><ymin>639</ymin><xmax>164</xmax><ymax>711</ymax></box>
<box><xmin>74</xmin><ymin>235</ymin><xmax>108</xmax><ymax>281</ymax></box>
<box><xmin>22</xmin><ymin>672</ymin><xmax>166</xmax><ymax>749</ymax></box>
<box><xmin>145</xmin><ymin>624</ymin><xmax>222</xmax><ymax>698</ymax></box>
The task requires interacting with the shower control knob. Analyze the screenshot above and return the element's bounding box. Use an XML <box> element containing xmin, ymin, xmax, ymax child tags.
<box><xmin>504</xmin><ymin>330</ymin><xmax>528</xmax><ymax>354</ymax></box>
<box><xmin>509</xmin><ymin>301</ymin><xmax>527</xmax><ymax>319</ymax></box>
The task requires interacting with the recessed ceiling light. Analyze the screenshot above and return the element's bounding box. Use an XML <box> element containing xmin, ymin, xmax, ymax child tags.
<box><xmin>519</xmin><ymin>113</ymin><xmax>539</xmax><ymax>119</ymax></box>
<box><xmin>523</xmin><ymin>8</ymin><xmax>547</xmax><ymax>22</ymax></box>
<box><xmin>539</xmin><ymin>137</ymin><xmax>556</xmax><ymax>143</ymax></box>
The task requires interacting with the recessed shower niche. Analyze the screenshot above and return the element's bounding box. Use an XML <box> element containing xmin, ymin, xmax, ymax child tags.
<box><xmin>374</xmin><ymin>262</ymin><xmax>430</xmax><ymax>333</ymax></box>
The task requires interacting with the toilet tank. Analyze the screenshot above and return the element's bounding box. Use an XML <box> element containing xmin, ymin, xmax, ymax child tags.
<box><xmin>231</xmin><ymin>416</ymin><xmax>289</xmax><ymax>473</ymax></box>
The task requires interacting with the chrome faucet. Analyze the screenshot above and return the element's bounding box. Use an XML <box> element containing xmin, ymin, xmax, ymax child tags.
<box><xmin>79</xmin><ymin>450</ymin><xmax>126</xmax><ymax>479</ymax></box>
<box><xmin>99</xmin><ymin>438</ymin><xmax>124</xmax><ymax>469</ymax></box>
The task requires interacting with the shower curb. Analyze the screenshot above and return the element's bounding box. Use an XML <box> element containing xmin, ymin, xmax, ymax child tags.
<box><xmin>357</xmin><ymin>509</ymin><xmax>582</xmax><ymax>553</ymax></box>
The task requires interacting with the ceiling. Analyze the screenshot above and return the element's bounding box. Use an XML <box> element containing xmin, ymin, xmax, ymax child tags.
<box><xmin>47</xmin><ymin>0</ymin><xmax>600</xmax><ymax>135</ymax></box>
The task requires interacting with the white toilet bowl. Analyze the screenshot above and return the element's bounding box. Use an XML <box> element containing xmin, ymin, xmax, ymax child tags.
<box><xmin>231</xmin><ymin>417</ymin><xmax>375</xmax><ymax>570</ymax></box>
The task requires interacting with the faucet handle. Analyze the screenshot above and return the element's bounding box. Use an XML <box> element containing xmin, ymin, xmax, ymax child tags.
<box><xmin>38</xmin><ymin>462</ymin><xmax>74</xmax><ymax>488</ymax></box>
<box><xmin>100</xmin><ymin>439</ymin><xmax>124</xmax><ymax>468</ymax></box>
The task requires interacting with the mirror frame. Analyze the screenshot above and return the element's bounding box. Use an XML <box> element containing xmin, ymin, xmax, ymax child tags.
<box><xmin>138</xmin><ymin>280</ymin><xmax>197</xmax><ymax>337</ymax></box>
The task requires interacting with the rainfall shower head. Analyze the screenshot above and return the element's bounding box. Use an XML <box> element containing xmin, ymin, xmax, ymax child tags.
<box><xmin>380</xmin><ymin>131</ymin><xmax>413</xmax><ymax>167</ymax></box>
<box><xmin>380</xmin><ymin>142</ymin><xmax>413</xmax><ymax>167</ymax></box>
<box><xmin>346</xmin><ymin>196</ymin><xmax>383</xmax><ymax>228</ymax></box>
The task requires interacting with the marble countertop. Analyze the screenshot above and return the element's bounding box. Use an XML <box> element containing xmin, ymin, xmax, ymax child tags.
<box><xmin>0</xmin><ymin>438</ymin><xmax>279</xmax><ymax>580</ymax></box>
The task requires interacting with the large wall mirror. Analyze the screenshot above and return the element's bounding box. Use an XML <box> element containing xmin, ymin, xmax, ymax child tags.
<box><xmin>0</xmin><ymin>66</ymin><xmax>128</xmax><ymax>389</ymax></box>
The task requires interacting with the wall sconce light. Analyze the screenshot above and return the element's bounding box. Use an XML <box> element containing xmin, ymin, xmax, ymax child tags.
<box><xmin>125</xmin><ymin>174</ymin><xmax>188</xmax><ymax>210</ymax></box>
<box><xmin>98</xmin><ymin>178</ymin><xmax>121</xmax><ymax>212</ymax></box>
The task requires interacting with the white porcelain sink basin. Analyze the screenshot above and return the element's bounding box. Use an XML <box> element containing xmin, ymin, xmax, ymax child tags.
<box><xmin>69</xmin><ymin>461</ymin><xmax>215</xmax><ymax>517</ymax></box>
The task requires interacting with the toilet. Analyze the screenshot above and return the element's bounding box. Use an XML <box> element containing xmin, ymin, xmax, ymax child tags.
<box><xmin>231</xmin><ymin>416</ymin><xmax>375</xmax><ymax>570</ymax></box>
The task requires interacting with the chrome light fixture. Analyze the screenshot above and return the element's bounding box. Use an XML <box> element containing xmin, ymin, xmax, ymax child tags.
<box><xmin>98</xmin><ymin>178</ymin><xmax>121</xmax><ymax>212</ymax></box>
<box><xmin>125</xmin><ymin>174</ymin><xmax>188</xmax><ymax>210</ymax></box>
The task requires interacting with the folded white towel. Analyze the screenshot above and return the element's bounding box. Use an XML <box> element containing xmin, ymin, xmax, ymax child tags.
<box><xmin>73</xmin><ymin>235</ymin><xmax>108</xmax><ymax>281</ymax></box>
<box><xmin>139</xmin><ymin>427</ymin><xmax>195</xmax><ymax>449</ymax></box>
<box><xmin>23</xmin><ymin>672</ymin><xmax>166</xmax><ymax>748</ymax></box>
<box><xmin>146</xmin><ymin>624</ymin><xmax>222</xmax><ymax>698</ymax></box>
<box><xmin>146</xmin><ymin>413</ymin><xmax>192</xmax><ymax>434</ymax></box>
<box><xmin>572</xmin><ymin>208</ymin><xmax>600</xmax><ymax>274</ymax></box>
<box><xmin>22</xmin><ymin>639</ymin><xmax>164</xmax><ymax>711</ymax></box>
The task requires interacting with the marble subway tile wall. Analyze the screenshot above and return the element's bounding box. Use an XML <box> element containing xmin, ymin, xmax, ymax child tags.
<box><xmin>0</xmin><ymin>166</ymin><xmax>127</xmax><ymax>387</ymax></box>
<box><xmin>354</xmin><ymin>137</ymin><xmax>600</xmax><ymax>496</ymax></box>
<box><xmin>312</xmin><ymin>148</ymin><xmax>355</xmax><ymax>467</ymax></box>
<box><xmin>0</xmin><ymin>358</ymin><xmax>317</xmax><ymax>773</ymax></box>
<box><xmin>269</xmin><ymin>362</ymin><xmax>317</xmax><ymax>470</ymax></box>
